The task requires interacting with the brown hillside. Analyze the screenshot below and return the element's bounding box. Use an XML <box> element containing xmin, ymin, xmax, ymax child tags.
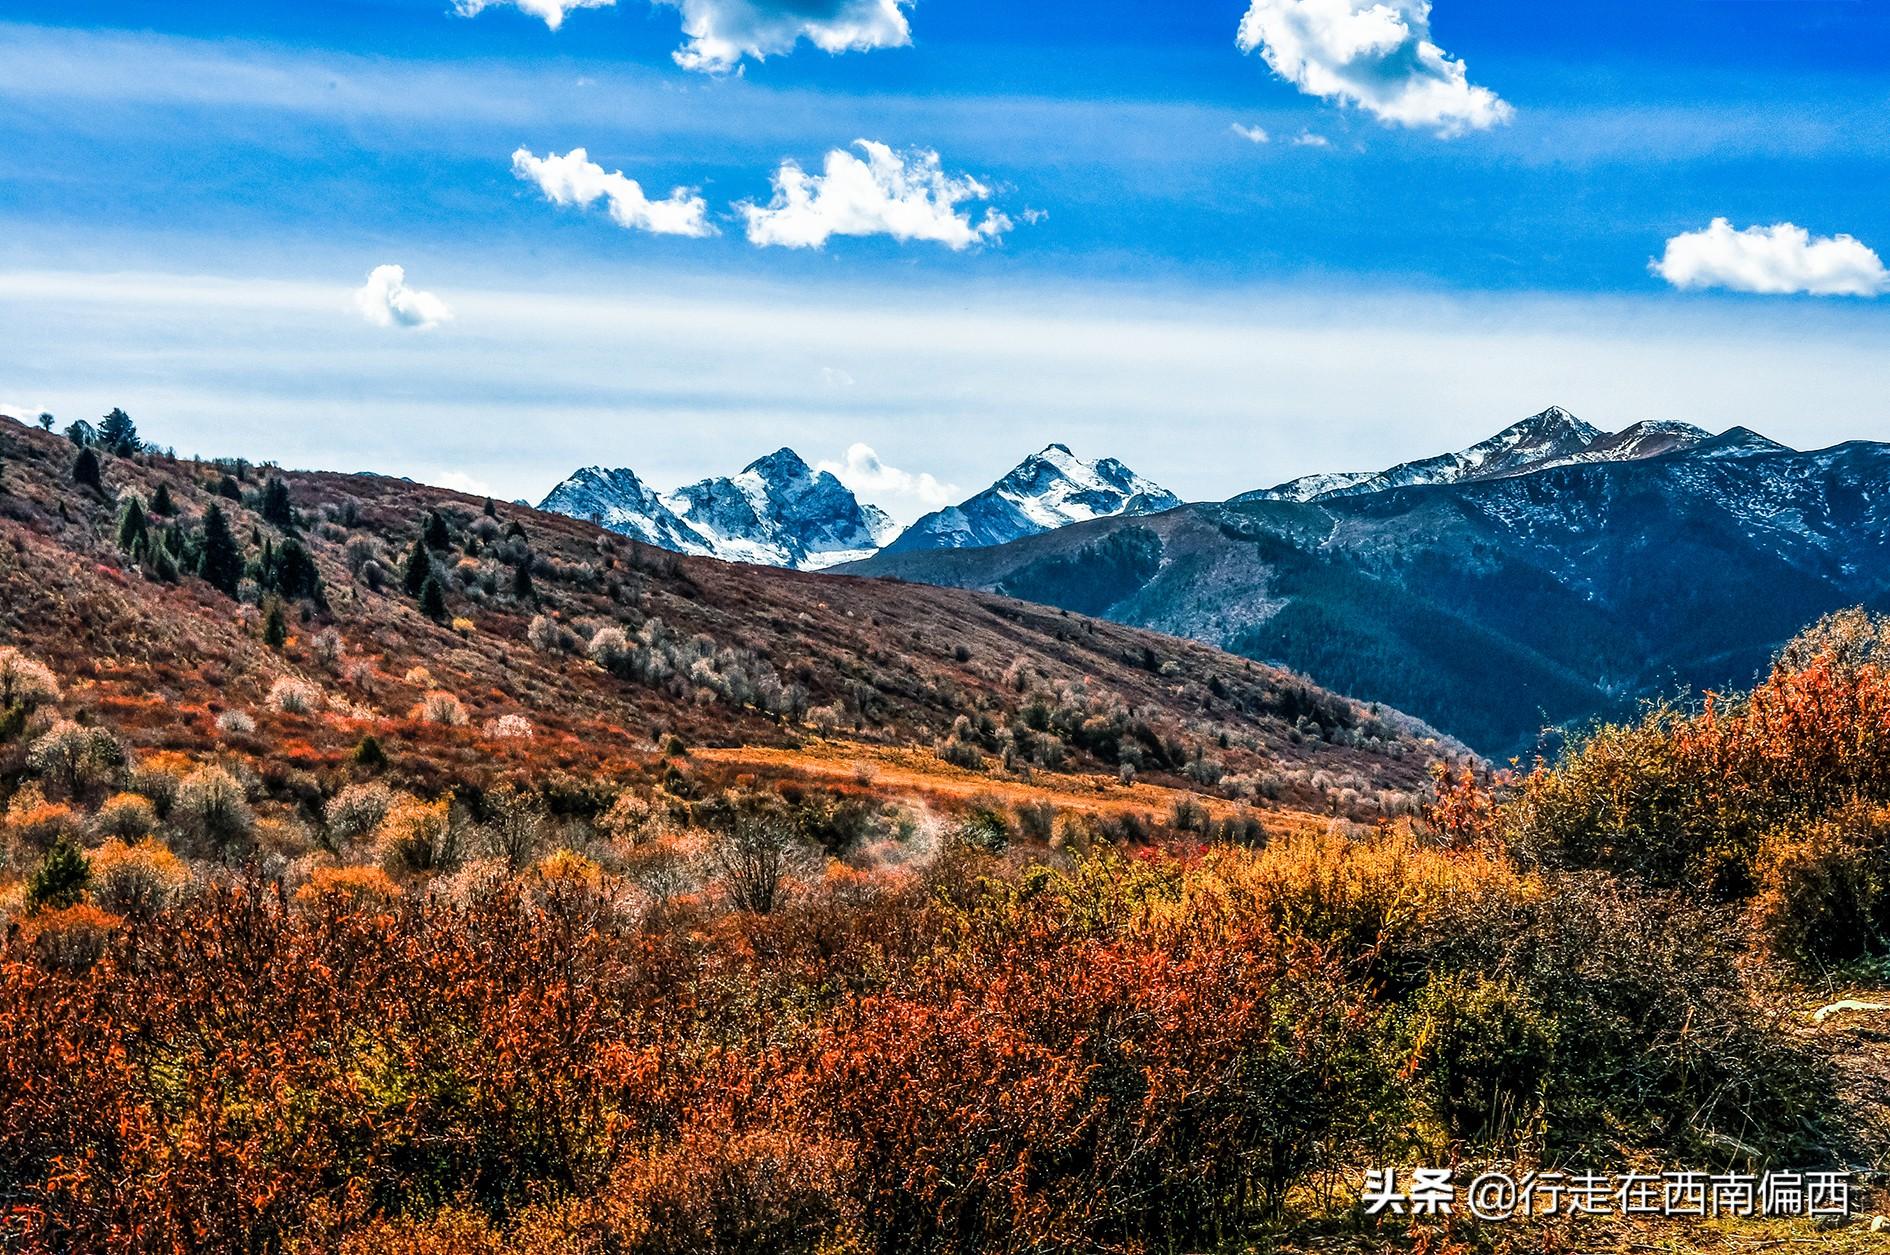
<box><xmin>0</xmin><ymin>414</ymin><xmax>1449</xmax><ymax>823</ymax></box>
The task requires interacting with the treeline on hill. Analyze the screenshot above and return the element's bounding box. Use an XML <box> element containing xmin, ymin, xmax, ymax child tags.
<box><xmin>6</xmin><ymin>609</ymin><xmax>1890</xmax><ymax>1251</ymax></box>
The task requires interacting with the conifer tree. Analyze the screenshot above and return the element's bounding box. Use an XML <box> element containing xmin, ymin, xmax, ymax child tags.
<box><xmin>423</xmin><ymin>510</ymin><xmax>451</xmax><ymax>550</ymax></box>
<box><xmin>259</xmin><ymin>476</ymin><xmax>294</xmax><ymax>528</ymax></box>
<box><xmin>72</xmin><ymin>447</ymin><xmax>101</xmax><ymax>490</ymax></box>
<box><xmin>263</xmin><ymin>600</ymin><xmax>289</xmax><ymax>649</ymax></box>
<box><xmin>512</xmin><ymin>558</ymin><xmax>535</xmax><ymax>602</ymax></box>
<box><xmin>199</xmin><ymin>502</ymin><xmax>243</xmax><ymax>596</ymax></box>
<box><xmin>420</xmin><ymin>575</ymin><xmax>448</xmax><ymax>622</ymax></box>
<box><xmin>117</xmin><ymin>496</ymin><xmax>149</xmax><ymax>554</ymax></box>
<box><xmin>402</xmin><ymin>537</ymin><xmax>431</xmax><ymax>597</ymax></box>
<box><xmin>150</xmin><ymin>481</ymin><xmax>176</xmax><ymax>516</ymax></box>
<box><xmin>26</xmin><ymin>838</ymin><xmax>90</xmax><ymax>911</ymax></box>
<box><xmin>98</xmin><ymin>408</ymin><xmax>141</xmax><ymax>457</ymax></box>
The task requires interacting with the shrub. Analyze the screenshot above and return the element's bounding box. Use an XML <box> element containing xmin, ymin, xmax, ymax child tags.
<box><xmin>267</xmin><ymin>676</ymin><xmax>321</xmax><ymax>716</ymax></box>
<box><xmin>26</xmin><ymin>720</ymin><xmax>125</xmax><ymax>800</ymax></box>
<box><xmin>3</xmin><ymin>788</ymin><xmax>78</xmax><ymax>851</ymax></box>
<box><xmin>89</xmin><ymin>838</ymin><xmax>189</xmax><ymax>917</ymax></box>
<box><xmin>295</xmin><ymin>864</ymin><xmax>402</xmax><ymax>908</ymax></box>
<box><xmin>0</xmin><ymin>647</ymin><xmax>60</xmax><ymax>710</ymax></box>
<box><xmin>482</xmin><ymin>714</ymin><xmax>534</xmax><ymax>740</ymax></box>
<box><xmin>527</xmin><ymin>614</ymin><xmax>572</xmax><ymax>654</ymax></box>
<box><xmin>216</xmin><ymin>709</ymin><xmax>257</xmax><ymax>736</ymax></box>
<box><xmin>413</xmin><ymin>690</ymin><xmax>469</xmax><ymax>727</ymax></box>
<box><xmin>18</xmin><ymin>902</ymin><xmax>120</xmax><ymax>973</ymax></box>
<box><xmin>91</xmin><ymin>792</ymin><xmax>158</xmax><ymax>841</ymax></box>
<box><xmin>324</xmin><ymin>782</ymin><xmax>395</xmax><ymax>846</ymax></box>
<box><xmin>375</xmin><ymin>796</ymin><xmax>460</xmax><ymax>875</ymax></box>
<box><xmin>589</xmin><ymin>626</ymin><xmax>631</xmax><ymax>672</ymax></box>
<box><xmin>171</xmin><ymin>765</ymin><xmax>255</xmax><ymax>857</ymax></box>
<box><xmin>1748</xmin><ymin>805</ymin><xmax>1890</xmax><ymax>968</ymax></box>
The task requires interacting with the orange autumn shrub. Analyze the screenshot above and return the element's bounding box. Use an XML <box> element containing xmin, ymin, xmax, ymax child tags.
<box><xmin>295</xmin><ymin>864</ymin><xmax>403</xmax><ymax>909</ymax></box>
<box><xmin>88</xmin><ymin>837</ymin><xmax>190</xmax><ymax>917</ymax></box>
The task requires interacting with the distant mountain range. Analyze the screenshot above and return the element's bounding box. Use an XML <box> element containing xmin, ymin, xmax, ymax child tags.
<box><xmin>539</xmin><ymin>444</ymin><xmax>1179</xmax><ymax>570</ymax></box>
<box><xmin>1243</xmin><ymin>406</ymin><xmax>1715</xmax><ymax>502</ymax></box>
<box><xmin>841</xmin><ymin>408</ymin><xmax>1890</xmax><ymax>756</ymax></box>
<box><xmin>540</xmin><ymin>449</ymin><xmax>897</xmax><ymax>571</ymax></box>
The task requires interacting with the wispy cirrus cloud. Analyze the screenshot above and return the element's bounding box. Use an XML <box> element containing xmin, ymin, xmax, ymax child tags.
<box><xmin>1651</xmin><ymin>219</ymin><xmax>1889</xmax><ymax>297</ymax></box>
<box><xmin>352</xmin><ymin>264</ymin><xmax>453</xmax><ymax>329</ymax></box>
<box><xmin>511</xmin><ymin>148</ymin><xmax>715</xmax><ymax>237</ymax></box>
<box><xmin>1236</xmin><ymin>0</ymin><xmax>1511</xmax><ymax>137</ymax></box>
<box><xmin>741</xmin><ymin>141</ymin><xmax>1012</xmax><ymax>251</ymax></box>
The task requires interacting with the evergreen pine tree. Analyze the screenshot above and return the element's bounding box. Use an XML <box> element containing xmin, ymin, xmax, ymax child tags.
<box><xmin>65</xmin><ymin>420</ymin><xmax>98</xmax><ymax>449</ymax></box>
<box><xmin>72</xmin><ymin>447</ymin><xmax>102</xmax><ymax>489</ymax></box>
<box><xmin>263</xmin><ymin>599</ymin><xmax>289</xmax><ymax>649</ymax></box>
<box><xmin>512</xmin><ymin>558</ymin><xmax>535</xmax><ymax>602</ymax></box>
<box><xmin>117</xmin><ymin>496</ymin><xmax>149</xmax><ymax>553</ymax></box>
<box><xmin>402</xmin><ymin>538</ymin><xmax>431</xmax><ymax>597</ymax></box>
<box><xmin>420</xmin><ymin>575</ymin><xmax>448</xmax><ymax>622</ymax></box>
<box><xmin>483</xmin><ymin>497</ymin><xmax>497</xmax><ymax>519</ymax></box>
<box><xmin>150</xmin><ymin>481</ymin><xmax>176</xmax><ymax>516</ymax></box>
<box><xmin>198</xmin><ymin>502</ymin><xmax>244</xmax><ymax>596</ymax></box>
<box><xmin>423</xmin><ymin>510</ymin><xmax>451</xmax><ymax>550</ymax></box>
<box><xmin>36</xmin><ymin>413</ymin><xmax>53</xmax><ymax>432</ymax></box>
<box><xmin>26</xmin><ymin>838</ymin><xmax>90</xmax><ymax>912</ymax></box>
<box><xmin>353</xmin><ymin>734</ymin><xmax>388</xmax><ymax>770</ymax></box>
<box><xmin>217</xmin><ymin>475</ymin><xmax>241</xmax><ymax>501</ymax></box>
<box><xmin>98</xmin><ymin>408</ymin><xmax>141</xmax><ymax>457</ymax></box>
<box><xmin>259</xmin><ymin>476</ymin><xmax>294</xmax><ymax>528</ymax></box>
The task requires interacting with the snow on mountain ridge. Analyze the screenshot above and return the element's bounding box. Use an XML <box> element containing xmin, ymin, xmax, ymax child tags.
<box><xmin>1238</xmin><ymin>407</ymin><xmax>1734</xmax><ymax>504</ymax></box>
<box><xmin>882</xmin><ymin>445</ymin><xmax>1183</xmax><ymax>554</ymax></box>
<box><xmin>539</xmin><ymin>447</ymin><xmax>896</xmax><ymax>571</ymax></box>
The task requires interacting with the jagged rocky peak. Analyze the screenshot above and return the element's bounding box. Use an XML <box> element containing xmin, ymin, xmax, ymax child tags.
<box><xmin>881</xmin><ymin>445</ymin><xmax>1181</xmax><ymax>554</ymax></box>
<box><xmin>538</xmin><ymin>447</ymin><xmax>895</xmax><ymax>572</ymax></box>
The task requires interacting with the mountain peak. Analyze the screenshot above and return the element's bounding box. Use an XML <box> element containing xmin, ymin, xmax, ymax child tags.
<box><xmin>743</xmin><ymin>448</ymin><xmax>814</xmax><ymax>480</ymax></box>
<box><xmin>882</xmin><ymin>446</ymin><xmax>1180</xmax><ymax>554</ymax></box>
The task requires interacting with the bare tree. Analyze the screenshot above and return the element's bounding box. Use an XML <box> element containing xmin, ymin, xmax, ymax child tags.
<box><xmin>711</xmin><ymin>809</ymin><xmax>811</xmax><ymax>915</ymax></box>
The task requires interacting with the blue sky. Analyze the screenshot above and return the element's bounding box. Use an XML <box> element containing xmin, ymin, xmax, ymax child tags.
<box><xmin>2</xmin><ymin>0</ymin><xmax>1889</xmax><ymax>515</ymax></box>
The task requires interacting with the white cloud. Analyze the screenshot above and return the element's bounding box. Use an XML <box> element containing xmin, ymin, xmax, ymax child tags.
<box><xmin>452</xmin><ymin>0</ymin><xmax>614</xmax><ymax>31</ymax></box>
<box><xmin>352</xmin><ymin>265</ymin><xmax>453</xmax><ymax>330</ymax></box>
<box><xmin>654</xmin><ymin>0</ymin><xmax>912</xmax><ymax>73</ymax></box>
<box><xmin>1291</xmin><ymin>130</ymin><xmax>1331</xmax><ymax>147</ymax></box>
<box><xmin>742</xmin><ymin>141</ymin><xmax>1012</xmax><ymax>251</ymax></box>
<box><xmin>511</xmin><ymin>148</ymin><xmax>715</xmax><ymax>237</ymax></box>
<box><xmin>1651</xmin><ymin>219</ymin><xmax>1890</xmax><ymax>298</ymax></box>
<box><xmin>433</xmin><ymin>469</ymin><xmax>497</xmax><ymax>497</ymax></box>
<box><xmin>1236</xmin><ymin>0</ymin><xmax>1512</xmax><ymax>137</ymax></box>
<box><xmin>1231</xmin><ymin>123</ymin><xmax>1272</xmax><ymax>144</ymax></box>
<box><xmin>818</xmin><ymin>443</ymin><xmax>956</xmax><ymax>516</ymax></box>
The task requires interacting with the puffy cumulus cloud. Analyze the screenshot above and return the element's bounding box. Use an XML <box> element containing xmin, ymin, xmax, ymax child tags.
<box><xmin>655</xmin><ymin>0</ymin><xmax>912</xmax><ymax>73</ymax></box>
<box><xmin>352</xmin><ymin>265</ymin><xmax>453</xmax><ymax>330</ymax></box>
<box><xmin>452</xmin><ymin>0</ymin><xmax>614</xmax><ymax>31</ymax></box>
<box><xmin>1651</xmin><ymin>219</ymin><xmax>1890</xmax><ymax>298</ymax></box>
<box><xmin>1236</xmin><ymin>0</ymin><xmax>1511</xmax><ymax>137</ymax></box>
<box><xmin>511</xmin><ymin>147</ymin><xmax>714</xmax><ymax>237</ymax></box>
<box><xmin>817</xmin><ymin>443</ymin><xmax>956</xmax><ymax>515</ymax></box>
<box><xmin>742</xmin><ymin>141</ymin><xmax>1012</xmax><ymax>251</ymax></box>
<box><xmin>1231</xmin><ymin>123</ymin><xmax>1272</xmax><ymax>144</ymax></box>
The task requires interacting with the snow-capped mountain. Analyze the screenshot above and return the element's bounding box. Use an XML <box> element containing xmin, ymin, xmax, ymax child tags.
<box><xmin>538</xmin><ymin>449</ymin><xmax>897</xmax><ymax>571</ymax></box>
<box><xmin>537</xmin><ymin>466</ymin><xmax>714</xmax><ymax>556</ymax></box>
<box><xmin>1241</xmin><ymin>406</ymin><xmax>1710</xmax><ymax>503</ymax></box>
<box><xmin>881</xmin><ymin>444</ymin><xmax>1181</xmax><ymax>554</ymax></box>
